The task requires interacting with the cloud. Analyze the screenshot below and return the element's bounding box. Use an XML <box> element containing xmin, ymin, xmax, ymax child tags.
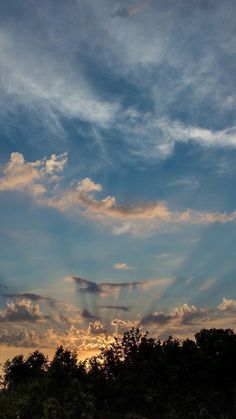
<box><xmin>110</xmin><ymin>318</ymin><xmax>139</xmax><ymax>335</ymax></box>
<box><xmin>46</xmin><ymin>176</ymin><xmax>236</xmax><ymax>235</ymax></box>
<box><xmin>88</xmin><ymin>320</ymin><xmax>107</xmax><ymax>335</ymax></box>
<box><xmin>44</xmin><ymin>153</ymin><xmax>68</xmax><ymax>174</ymax></box>
<box><xmin>141</xmin><ymin>312</ymin><xmax>172</xmax><ymax>325</ymax></box>
<box><xmin>0</xmin><ymin>327</ymin><xmax>41</xmax><ymax>348</ymax></box>
<box><xmin>0</xmin><ymin>294</ymin><xmax>87</xmax><ymax>326</ymax></box>
<box><xmin>69</xmin><ymin>276</ymin><xmax>173</xmax><ymax>296</ymax></box>
<box><xmin>113</xmin><ymin>262</ymin><xmax>135</xmax><ymax>271</ymax></box>
<box><xmin>3</xmin><ymin>292</ymin><xmax>53</xmax><ymax>303</ymax></box>
<box><xmin>117</xmin><ymin>115</ymin><xmax>236</xmax><ymax>162</ymax></box>
<box><xmin>0</xmin><ymin>152</ymin><xmax>45</xmax><ymax>195</ymax></box>
<box><xmin>218</xmin><ymin>297</ymin><xmax>236</xmax><ymax>313</ymax></box>
<box><xmin>100</xmin><ymin>305</ymin><xmax>130</xmax><ymax>312</ymax></box>
<box><xmin>199</xmin><ymin>278</ymin><xmax>217</xmax><ymax>292</ymax></box>
<box><xmin>0</xmin><ymin>298</ymin><xmax>236</xmax><ymax>349</ymax></box>
<box><xmin>0</xmin><ymin>152</ymin><xmax>67</xmax><ymax>195</ymax></box>
<box><xmin>77</xmin><ymin>178</ymin><xmax>102</xmax><ymax>194</ymax></box>
<box><xmin>140</xmin><ymin>298</ymin><xmax>236</xmax><ymax>339</ymax></box>
<box><xmin>0</xmin><ymin>0</ymin><xmax>235</xmax><ymax>169</ymax></box>
<box><xmin>0</xmin><ymin>24</ymin><xmax>119</xmax><ymax>129</ymax></box>
<box><xmin>0</xmin><ymin>299</ymin><xmax>47</xmax><ymax>323</ymax></box>
<box><xmin>81</xmin><ymin>309</ymin><xmax>98</xmax><ymax>320</ymax></box>
<box><xmin>112</xmin><ymin>0</ymin><xmax>151</xmax><ymax>18</ymax></box>
<box><xmin>1</xmin><ymin>152</ymin><xmax>236</xmax><ymax>236</ymax></box>
<box><xmin>171</xmin><ymin>303</ymin><xmax>206</xmax><ymax>325</ymax></box>
<box><xmin>0</xmin><ymin>324</ymin><xmax>110</xmax><ymax>350</ymax></box>
<box><xmin>167</xmin><ymin>177</ymin><xmax>199</xmax><ymax>189</ymax></box>
<box><xmin>67</xmin><ymin>277</ymin><xmax>101</xmax><ymax>295</ymax></box>
<box><xmin>141</xmin><ymin>303</ymin><xmax>208</xmax><ymax>327</ymax></box>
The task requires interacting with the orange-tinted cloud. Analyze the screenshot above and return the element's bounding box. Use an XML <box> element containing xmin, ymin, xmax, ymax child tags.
<box><xmin>1</xmin><ymin>153</ymin><xmax>236</xmax><ymax>236</ymax></box>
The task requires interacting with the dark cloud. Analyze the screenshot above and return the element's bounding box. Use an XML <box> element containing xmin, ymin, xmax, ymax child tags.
<box><xmin>0</xmin><ymin>299</ymin><xmax>49</xmax><ymax>323</ymax></box>
<box><xmin>141</xmin><ymin>313</ymin><xmax>172</xmax><ymax>325</ymax></box>
<box><xmin>100</xmin><ymin>305</ymin><xmax>130</xmax><ymax>312</ymax></box>
<box><xmin>111</xmin><ymin>0</ymin><xmax>151</xmax><ymax>18</ymax></box>
<box><xmin>81</xmin><ymin>309</ymin><xmax>98</xmax><ymax>320</ymax></box>
<box><xmin>141</xmin><ymin>304</ymin><xmax>208</xmax><ymax>327</ymax></box>
<box><xmin>71</xmin><ymin>276</ymin><xmax>161</xmax><ymax>295</ymax></box>
<box><xmin>3</xmin><ymin>292</ymin><xmax>53</xmax><ymax>303</ymax></box>
<box><xmin>0</xmin><ymin>328</ymin><xmax>40</xmax><ymax>347</ymax></box>
<box><xmin>73</xmin><ymin>277</ymin><xmax>101</xmax><ymax>294</ymax></box>
<box><xmin>111</xmin><ymin>6</ymin><xmax>129</xmax><ymax>18</ymax></box>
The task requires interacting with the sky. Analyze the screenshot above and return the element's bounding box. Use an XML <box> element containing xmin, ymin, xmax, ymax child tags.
<box><xmin>0</xmin><ymin>0</ymin><xmax>236</xmax><ymax>360</ymax></box>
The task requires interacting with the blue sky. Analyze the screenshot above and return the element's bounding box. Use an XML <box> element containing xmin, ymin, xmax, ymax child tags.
<box><xmin>0</xmin><ymin>0</ymin><xmax>236</xmax><ymax>354</ymax></box>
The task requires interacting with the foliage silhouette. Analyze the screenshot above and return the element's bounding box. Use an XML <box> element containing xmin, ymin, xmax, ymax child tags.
<box><xmin>0</xmin><ymin>328</ymin><xmax>236</xmax><ymax>418</ymax></box>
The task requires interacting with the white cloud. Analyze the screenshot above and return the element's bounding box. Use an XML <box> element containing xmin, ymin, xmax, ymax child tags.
<box><xmin>0</xmin><ymin>0</ymin><xmax>235</xmax><ymax>165</ymax></box>
<box><xmin>118</xmin><ymin>115</ymin><xmax>236</xmax><ymax>161</ymax></box>
<box><xmin>77</xmin><ymin>177</ymin><xmax>102</xmax><ymax>194</ymax></box>
<box><xmin>113</xmin><ymin>262</ymin><xmax>135</xmax><ymax>271</ymax></box>
<box><xmin>0</xmin><ymin>25</ymin><xmax>119</xmax><ymax>128</ymax></box>
<box><xmin>171</xmin><ymin>303</ymin><xmax>205</xmax><ymax>325</ymax></box>
<box><xmin>218</xmin><ymin>297</ymin><xmax>236</xmax><ymax>313</ymax></box>
<box><xmin>44</xmin><ymin>153</ymin><xmax>68</xmax><ymax>174</ymax></box>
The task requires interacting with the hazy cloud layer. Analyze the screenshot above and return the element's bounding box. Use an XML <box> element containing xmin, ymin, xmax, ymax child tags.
<box><xmin>0</xmin><ymin>0</ymin><xmax>235</xmax><ymax>163</ymax></box>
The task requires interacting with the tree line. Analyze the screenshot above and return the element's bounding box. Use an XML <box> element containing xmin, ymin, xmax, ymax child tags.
<box><xmin>1</xmin><ymin>327</ymin><xmax>236</xmax><ymax>418</ymax></box>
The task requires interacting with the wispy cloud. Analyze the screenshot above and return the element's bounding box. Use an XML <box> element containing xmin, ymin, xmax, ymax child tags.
<box><xmin>117</xmin><ymin>115</ymin><xmax>236</xmax><ymax>162</ymax></box>
<box><xmin>0</xmin><ymin>26</ymin><xmax>119</xmax><ymax>129</ymax></box>
<box><xmin>0</xmin><ymin>0</ymin><xmax>235</xmax><ymax>164</ymax></box>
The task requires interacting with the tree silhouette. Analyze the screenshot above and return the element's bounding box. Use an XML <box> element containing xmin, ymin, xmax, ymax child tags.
<box><xmin>0</xmin><ymin>328</ymin><xmax>236</xmax><ymax>418</ymax></box>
